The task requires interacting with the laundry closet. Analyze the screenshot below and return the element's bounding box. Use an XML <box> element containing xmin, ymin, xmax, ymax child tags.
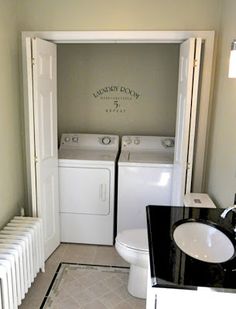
<box><xmin>22</xmin><ymin>31</ymin><xmax>214</xmax><ymax>260</ymax></box>
<box><xmin>56</xmin><ymin>43</ymin><xmax>179</xmax><ymax>247</ymax></box>
<box><xmin>57</xmin><ymin>43</ymin><xmax>179</xmax><ymax>137</ymax></box>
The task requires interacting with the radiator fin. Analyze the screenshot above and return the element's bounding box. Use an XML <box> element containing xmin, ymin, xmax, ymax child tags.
<box><xmin>0</xmin><ymin>216</ymin><xmax>45</xmax><ymax>308</ymax></box>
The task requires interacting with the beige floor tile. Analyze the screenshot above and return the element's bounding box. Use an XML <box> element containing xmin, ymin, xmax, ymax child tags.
<box><xmin>19</xmin><ymin>297</ymin><xmax>43</xmax><ymax>309</ymax></box>
<box><xmin>100</xmin><ymin>290</ymin><xmax>124</xmax><ymax>308</ymax></box>
<box><xmin>83</xmin><ymin>299</ymin><xmax>108</xmax><ymax>309</ymax></box>
<box><xmin>114</xmin><ymin>301</ymin><xmax>133</xmax><ymax>309</ymax></box>
<box><xmin>68</xmin><ymin>289</ymin><xmax>94</xmax><ymax>306</ymax></box>
<box><xmin>93</xmin><ymin>245</ymin><xmax>129</xmax><ymax>266</ymax></box>
<box><xmin>104</xmin><ymin>274</ymin><xmax>126</xmax><ymax>290</ymax></box>
<box><xmin>62</xmin><ymin>243</ymin><xmax>97</xmax><ymax>264</ymax></box>
<box><xmin>90</xmin><ymin>281</ymin><xmax>111</xmax><ymax>298</ymax></box>
<box><xmin>50</xmin><ymin>296</ymin><xmax>81</xmax><ymax>309</ymax></box>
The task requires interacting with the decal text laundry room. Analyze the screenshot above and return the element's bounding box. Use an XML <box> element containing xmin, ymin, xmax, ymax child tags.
<box><xmin>92</xmin><ymin>85</ymin><xmax>141</xmax><ymax>113</ymax></box>
<box><xmin>92</xmin><ymin>85</ymin><xmax>140</xmax><ymax>100</ymax></box>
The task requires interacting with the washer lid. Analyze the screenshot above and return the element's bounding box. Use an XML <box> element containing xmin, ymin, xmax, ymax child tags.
<box><xmin>129</xmin><ymin>151</ymin><xmax>174</xmax><ymax>164</ymax></box>
<box><xmin>116</xmin><ymin>229</ymin><xmax>149</xmax><ymax>252</ymax></box>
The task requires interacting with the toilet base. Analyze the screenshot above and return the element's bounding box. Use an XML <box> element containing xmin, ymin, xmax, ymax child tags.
<box><xmin>128</xmin><ymin>264</ymin><xmax>147</xmax><ymax>299</ymax></box>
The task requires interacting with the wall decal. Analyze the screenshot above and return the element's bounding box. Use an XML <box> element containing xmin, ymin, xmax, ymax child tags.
<box><xmin>92</xmin><ymin>85</ymin><xmax>141</xmax><ymax>113</ymax></box>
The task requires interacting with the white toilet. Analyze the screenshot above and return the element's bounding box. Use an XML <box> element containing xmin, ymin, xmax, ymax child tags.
<box><xmin>115</xmin><ymin>229</ymin><xmax>149</xmax><ymax>299</ymax></box>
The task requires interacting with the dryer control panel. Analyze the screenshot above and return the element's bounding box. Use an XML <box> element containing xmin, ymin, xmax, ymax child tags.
<box><xmin>60</xmin><ymin>133</ymin><xmax>119</xmax><ymax>150</ymax></box>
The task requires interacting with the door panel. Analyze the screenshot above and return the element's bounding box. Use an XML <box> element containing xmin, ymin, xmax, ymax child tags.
<box><xmin>38</xmin><ymin>92</ymin><xmax>55</xmax><ymax>159</ymax></box>
<box><xmin>185</xmin><ymin>38</ymin><xmax>202</xmax><ymax>193</ymax></box>
<box><xmin>42</xmin><ymin>172</ymin><xmax>56</xmax><ymax>243</ymax></box>
<box><xmin>32</xmin><ymin>38</ymin><xmax>60</xmax><ymax>260</ymax></box>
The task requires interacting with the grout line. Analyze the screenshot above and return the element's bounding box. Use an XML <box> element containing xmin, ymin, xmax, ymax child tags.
<box><xmin>61</xmin><ymin>261</ymin><xmax>129</xmax><ymax>269</ymax></box>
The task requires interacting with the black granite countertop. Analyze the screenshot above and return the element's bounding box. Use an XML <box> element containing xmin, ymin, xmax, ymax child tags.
<box><xmin>146</xmin><ymin>205</ymin><xmax>236</xmax><ymax>291</ymax></box>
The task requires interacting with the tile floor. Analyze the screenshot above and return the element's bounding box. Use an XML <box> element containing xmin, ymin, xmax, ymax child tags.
<box><xmin>19</xmin><ymin>243</ymin><xmax>146</xmax><ymax>308</ymax></box>
<box><xmin>43</xmin><ymin>263</ymin><xmax>145</xmax><ymax>308</ymax></box>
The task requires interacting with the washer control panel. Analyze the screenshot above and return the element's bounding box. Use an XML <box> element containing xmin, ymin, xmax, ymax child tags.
<box><xmin>122</xmin><ymin>136</ymin><xmax>175</xmax><ymax>151</ymax></box>
<box><xmin>122</xmin><ymin>136</ymin><xmax>143</xmax><ymax>148</ymax></box>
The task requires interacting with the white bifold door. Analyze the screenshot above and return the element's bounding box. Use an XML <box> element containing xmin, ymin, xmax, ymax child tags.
<box><xmin>25</xmin><ymin>38</ymin><xmax>60</xmax><ymax>260</ymax></box>
<box><xmin>171</xmin><ymin>38</ymin><xmax>202</xmax><ymax>206</ymax></box>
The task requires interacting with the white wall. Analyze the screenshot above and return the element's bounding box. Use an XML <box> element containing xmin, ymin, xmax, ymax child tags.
<box><xmin>57</xmin><ymin>43</ymin><xmax>179</xmax><ymax>137</ymax></box>
<box><xmin>0</xmin><ymin>0</ymin><xmax>25</xmax><ymax>228</ymax></box>
<box><xmin>206</xmin><ymin>0</ymin><xmax>236</xmax><ymax>207</ymax></box>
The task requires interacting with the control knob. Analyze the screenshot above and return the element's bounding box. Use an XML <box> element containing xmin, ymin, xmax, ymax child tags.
<box><xmin>162</xmin><ymin>138</ymin><xmax>174</xmax><ymax>148</ymax></box>
<box><xmin>102</xmin><ymin>136</ymin><xmax>111</xmax><ymax>145</ymax></box>
<box><xmin>72</xmin><ymin>137</ymin><xmax>79</xmax><ymax>143</ymax></box>
<box><xmin>123</xmin><ymin>138</ymin><xmax>132</xmax><ymax>146</ymax></box>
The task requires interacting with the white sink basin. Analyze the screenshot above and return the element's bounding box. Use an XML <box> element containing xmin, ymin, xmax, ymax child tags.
<box><xmin>173</xmin><ymin>221</ymin><xmax>235</xmax><ymax>263</ymax></box>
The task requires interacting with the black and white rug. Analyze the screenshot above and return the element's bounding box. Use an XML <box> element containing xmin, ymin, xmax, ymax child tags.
<box><xmin>41</xmin><ymin>263</ymin><xmax>146</xmax><ymax>308</ymax></box>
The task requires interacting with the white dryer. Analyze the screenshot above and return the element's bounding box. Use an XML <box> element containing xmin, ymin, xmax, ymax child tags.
<box><xmin>58</xmin><ymin>133</ymin><xmax>119</xmax><ymax>245</ymax></box>
<box><xmin>117</xmin><ymin>135</ymin><xmax>174</xmax><ymax>233</ymax></box>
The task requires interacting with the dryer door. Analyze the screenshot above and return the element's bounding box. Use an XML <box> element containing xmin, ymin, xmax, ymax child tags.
<box><xmin>59</xmin><ymin>167</ymin><xmax>110</xmax><ymax>215</ymax></box>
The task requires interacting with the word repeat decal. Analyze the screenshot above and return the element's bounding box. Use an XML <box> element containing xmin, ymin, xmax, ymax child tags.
<box><xmin>92</xmin><ymin>85</ymin><xmax>141</xmax><ymax>113</ymax></box>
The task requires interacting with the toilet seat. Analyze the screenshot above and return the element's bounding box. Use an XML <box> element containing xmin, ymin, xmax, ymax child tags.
<box><xmin>116</xmin><ymin>229</ymin><xmax>149</xmax><ymax>252</ymax></box>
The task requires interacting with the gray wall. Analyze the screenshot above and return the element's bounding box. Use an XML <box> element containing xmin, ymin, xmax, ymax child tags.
<box><xmin>0</xmin><ymin>0</ymin><xmax>25</xmax><ymax>228</ymax></box>
<box><xmin>57</xmin><ymin>44</ymin><xmax>179</xmax><ymax>137</ymax></box>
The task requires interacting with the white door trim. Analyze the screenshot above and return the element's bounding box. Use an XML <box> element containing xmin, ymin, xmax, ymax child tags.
<box><xmin>22</xmin><ymin>30</ymin><xmax>215</xmax><ymax>210</ymax></box>
<box><xmin>23</xmin><ymin>37</ymin><xmax>37</xmax><ymax>215</ymax></box>
<box><xmin>186</xmin><ymin>38</ymin><xmax>202</xmax><ymax>193</ymax></box>
<box><xmin>21</xmin><ymin>30</ymin><xmax>213</xmax><ymax>43</ymax></box>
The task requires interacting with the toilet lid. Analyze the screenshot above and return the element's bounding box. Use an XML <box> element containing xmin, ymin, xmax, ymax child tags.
<box><xmin>116</xmin><ymin>229</ymin><xmax>149</xmax><ymax>252</ymax></box>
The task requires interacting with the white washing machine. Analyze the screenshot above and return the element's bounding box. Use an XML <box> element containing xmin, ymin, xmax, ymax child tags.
<box><xmin>58</xmin><ymin>133</ymin><xmax>119</xmax><ymax>245</ymax></box>
<box><xmin>117</xmin><ymin>135</ymin><xmax>175</xmax><ymax>233</ymax></box>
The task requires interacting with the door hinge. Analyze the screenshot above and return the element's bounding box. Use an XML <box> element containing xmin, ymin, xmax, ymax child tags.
<box><xmin>193</xmin><ymin>59</ymin><xmax>198</xmax><ymax>68</ymax></box>
<box><xmin>32</xmin><ymin>57</ymin><xmax>35</xmax><ymax>66</ymax></box>
<box><xmin>34</xmin><ymin>155</ymin><xmax>38</xmax><ymax>163</ymax></box>
<box><xmin>186</xmin><ymin>162</ymin><xmax>191</xmax><ymax>170</ymax></box>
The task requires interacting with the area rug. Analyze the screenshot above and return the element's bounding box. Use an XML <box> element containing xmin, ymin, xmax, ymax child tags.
<box><xmin>41</xmin><ymin>263</ymin><xmax>146</xmax><ymax>309</ymax></box>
